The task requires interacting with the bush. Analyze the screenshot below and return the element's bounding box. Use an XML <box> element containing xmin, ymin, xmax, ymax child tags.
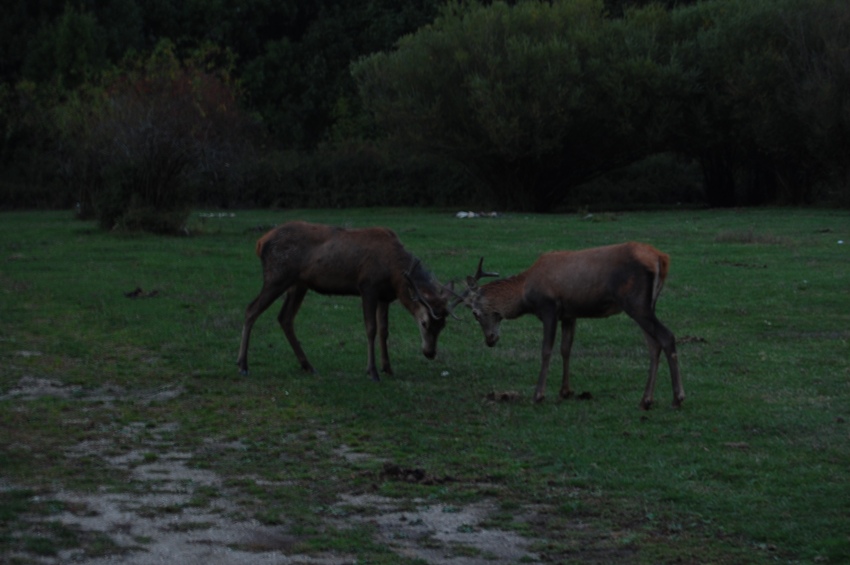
<box><xmin>58</xmin><ymin>41</ymin><xmax>258</xmax><ymax>233</ymax></box>
<box><xmin>353</xmin><ymin>0</ymin><xmax>692</xmax><ymax>211</ymax></box>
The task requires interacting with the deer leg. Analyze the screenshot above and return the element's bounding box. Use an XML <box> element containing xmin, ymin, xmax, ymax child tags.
<box><xmin>361</xmin><ymin>293</ymin><xmax>381</xmax><ymax>381</ymax></box>
<box><xmin>237</xmin><ymin>282</ymin><xmax>287</xmax><ymax>375</ymax></box>
<box><xmin>655</xmin><ymin>319</ymin><xmax>685</xmax><ymax>408</ymax></box>
<box><xmin>533</xmin><ymin>309</ymin><xmax>558</xmax><ymax>403</ymax></box>
<box><xmin>277</xmin><ymin>285</ymin><xmax>314</xmax><ymax>373</ymax></box>
<box><xmin>558</xmin><ymin>318</ymin><xmax>577</xmax><ymax>400</ymax></box>
<box><xmin>377</xmin><ymin>301</ymin><xmax>393</xmax><ymax>375</ymax></box>
<box><xmin>639</xmin><ymin>329</ymin><xmax>662</xmax><ymax>410</ymax></box>
<box><xmin>633</xmin><ymin>315</ymin><xmax>684</xmax><ymax>409</ymax></box>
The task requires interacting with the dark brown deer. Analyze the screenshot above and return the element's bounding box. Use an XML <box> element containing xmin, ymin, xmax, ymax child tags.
<box><xmin>460</xmin><ymin>243</ymin><xmax>685</xmax><ymax>409</ymax></box>
<box><xmin>237</xmin><ymin>221</ymin><xmax>451</xmax><ymax>380</ymax></box>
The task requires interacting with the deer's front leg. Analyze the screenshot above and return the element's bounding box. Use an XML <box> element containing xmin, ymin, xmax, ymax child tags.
<box><xmin>533</xmin><ymin>308</ymin><xmax>558</xmax><ymax>403</ymax></box>
<box><xmin>361</xmin><ymin>294</ymin><xmax>381</xmax><ymax>381</ymax></box>
<box><xmin>559</xmin><ymin>318</ymin><xmax>576</xmax><ymax>399</ymax></box>
<box><xmin>377</xmin><ymin>301</ymin><xmax>393</xmax><ymax>375</ymax></box>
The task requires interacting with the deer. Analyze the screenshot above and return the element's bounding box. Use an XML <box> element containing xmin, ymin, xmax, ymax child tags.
<box><xmin>459</xmin><ymin>242</ymin><xmax>685</xmax><ymax>409</ymax></box>
<box><xmin>236</xmin><ymin>221</ymin><xmax>452</xmax><ymax>380</ymax></box>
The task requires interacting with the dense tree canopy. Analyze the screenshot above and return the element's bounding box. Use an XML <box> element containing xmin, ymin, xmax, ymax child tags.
<box><xmin>354</xmin><ymin>0</ymin><xmax>850</xmax><ymax>210</ymax></box>
<box><xmin>353</xmin><ymin>0</ymin><xmax>695</xmax><ymax>210</ymax></box>
<box><xmin>1</xmin><ymin>0</ymin><xmax>848</xmax><ymax>221</ymax></box>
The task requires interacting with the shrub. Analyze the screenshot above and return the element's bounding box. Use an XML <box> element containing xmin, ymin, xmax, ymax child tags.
<box><xmin>58</xmin><ymin>41</ymin><xmax>258</xmax><ymax>233</ymax></box>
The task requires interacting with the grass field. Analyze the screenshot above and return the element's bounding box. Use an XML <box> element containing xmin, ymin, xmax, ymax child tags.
<box><xmin>1</xmin><ymin>207</ymin><xmax>848</xmax><ymax>564</ymax></box>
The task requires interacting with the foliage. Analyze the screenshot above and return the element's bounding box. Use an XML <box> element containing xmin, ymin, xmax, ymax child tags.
<box><xmin>2</xmin><ymin>0</ymin><xmax>850</xmax><ymax>214</ymax></box>
<box><xmin>567</xmin><ymin>153</ymin><xmax>704</xmax><ymax>210</ymax></box>
<box><xmin>354</xmin><ymin>0</ymin><xmax>850</xmax><ymax>210</ymax></box>
<box><xmin>0</xmin><ymin>79</ymin><xmax>69</xmax><ymax>209</ymax></box>
<box><xmin>780</xmin><ymin>0</ymin><xmax>850</xmax><ymax>206</ymax></box>
<box><xmin>1</xmin><ymin>208</ymin><xmax>848</xmax><ymax>562</ymax></box>
<box><xmin>352</xmin><ymin>0</ymin><xmax>693</xmax><ymax>211</ymax></box>
<box><xmin>56</xmin><ymin>41</ymin><xmax>259</xmax><ymax>232</ymax></box>
<box><xmin>249</xmin><ymin>141</ymin><xmax>489</xmax><ymax>209</ymax></box>
<box><xmin>225</xmin><ymin>0</ymin><xmax>443</xmax><ymax>148</ymax></box>
<box><xmin>21</xmin><ymin>3</ymin><xmax>107</xmax><ymax>90</ymax></box>
<box><xmin>663</xmin><ymin>0</ymin><xmax>847</xmax><ymax>206</ymax></box>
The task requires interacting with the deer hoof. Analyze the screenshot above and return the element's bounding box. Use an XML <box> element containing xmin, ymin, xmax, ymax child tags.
<box><xmin>639</xmin><ymin>399</ymin><xmax>654</xmax><ymax>410</ymax></box>
<box><xmin>533</xmin><ymin>393</ymin><xmax>545</xmax><ymax>404</ymax></box>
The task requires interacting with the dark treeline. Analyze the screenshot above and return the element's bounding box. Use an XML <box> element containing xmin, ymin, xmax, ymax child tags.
<box><xmin>1</xmin><ymin>0</ymin><xmax>847</xmax><ymax>230</ymax></box>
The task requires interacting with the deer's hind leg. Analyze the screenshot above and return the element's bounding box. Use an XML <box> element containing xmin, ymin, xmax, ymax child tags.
<box><xmin>278</xmin><ymin>285</ymin><xmax>314</xmax><ymax>373</ymax></box>
<box><xmin>634</xmin><ymin>315</ymin><xmax>684</xmax><ymax>410</ymax></box>
<box><xmin>558</xmin><ymin>318</ymin><xmax>577</xmax><ymax>400</ymax></box>
<box><xmin>237</xmin><ymin>281</ymin><xmax>289</xmax><ymax>375</ymax></box>
<box><xmin>639</xmin><ymin>328</ymin><xmax>663</xmax><ymax>410</ymax></box>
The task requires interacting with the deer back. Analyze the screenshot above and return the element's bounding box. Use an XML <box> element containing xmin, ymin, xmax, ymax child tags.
<box><xmin>518</xmin><ymin>243</ymin><xmax>668</xmax><ymax>318</ymax></box>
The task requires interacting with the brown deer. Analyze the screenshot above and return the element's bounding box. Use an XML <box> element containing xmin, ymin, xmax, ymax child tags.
<box><xmin>460</xmin><ymin>243</ymin><xmax>685</xmax><ymax>409</ymax></box>
<box><xmin>237</xmin><ymin>221</ymin><xmax>452</xmax><ymax>380</ymax></box>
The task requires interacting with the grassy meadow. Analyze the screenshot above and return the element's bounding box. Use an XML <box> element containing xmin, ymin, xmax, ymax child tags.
<box><xmin>1</xmin><ymin>207</ymin><xmax>848</xmax><ymax>563</ymax></box>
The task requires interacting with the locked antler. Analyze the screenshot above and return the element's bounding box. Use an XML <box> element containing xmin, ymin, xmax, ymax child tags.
<box><xmin>471</xmin><ymin>257</ymin><xmax>499</xmax><ymax>284</ymax></box>
<box><xmin>405</xmin><ymin>259</ymin><xmax>441</xmax><ymax>320</ymax></box>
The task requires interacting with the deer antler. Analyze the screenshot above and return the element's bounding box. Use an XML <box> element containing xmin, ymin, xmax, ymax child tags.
<box><xmin>405</xmin><ymin>259</ymin><xmax>441</xmax><ymax>320</ymax></box>
<box><xmin>443</xmin><ymin>281</ymin><xmax>466</xmax><ymax>319</ymax></box>
<box><xmin>473</xmin><ymin>257</ymin><xmax>499</xmax><ymax>282</ymax></box>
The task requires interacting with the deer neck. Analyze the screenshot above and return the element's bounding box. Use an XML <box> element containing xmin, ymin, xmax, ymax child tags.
<box><xmin>396</xmin><ymin>258</ymin><xmax>434</xmax><ymax>316</ymax></box>
<box><xmin>483</xmin><ymin>274</ymin><xmax>528</xmax><ymax>320</ymax></box>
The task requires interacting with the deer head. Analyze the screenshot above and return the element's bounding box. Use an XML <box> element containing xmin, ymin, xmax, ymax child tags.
<box><xmin>404</xmin><ymin>259</ymin><xmax>450</xmax><ymax>359</ymax></box>
<box><xmin>460</xmin><ymin>257</ymin><xmax>502</xmax><ymax>346</ymax></box>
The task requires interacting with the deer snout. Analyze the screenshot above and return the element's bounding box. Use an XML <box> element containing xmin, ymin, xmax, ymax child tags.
<box><xmin>419</xmin><ymin>329</ymin><xmax>438</xmax><ymax>360</ymax></box>
<box><xmin>485</xmin><ymin>334</ymin><xmax>499</xmax><ymax>347</ymax></box>
<box><xmin>421</xmin><ymin>334</ymin><xmax>438</xmax><ymax>359</ymax></box>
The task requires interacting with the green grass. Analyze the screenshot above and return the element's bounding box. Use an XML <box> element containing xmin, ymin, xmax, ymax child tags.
<box><xmin>1</xmin><ymin>207</ymin><xmax>849</xmax><ymax>563</ymax></box>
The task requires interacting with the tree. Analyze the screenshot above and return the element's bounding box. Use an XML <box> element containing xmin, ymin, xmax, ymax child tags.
<box><xmin>58</xmin><ymin>40</ymin><xmax>258</xmax><ymax>232</ymax></box>
<box><xmin>664</xmin><ymin>0</ymin><xmax>844</xmax><ymax>206</ymax></box>
<box><xmin>353</xmin><ymin>0</ymin><xmax>688</xmax><ymax>211</ymax></box>
<box><xmin>22</xmin><ymin>3</ymin><xmax>107</xmax><ymax>90</ymax></box>
<box><xmin>241</xmin><ymin>0</ymin><xmax>441</xmax><ymax>148</ymax></box>
<box><xmin>778</xmin><ymin>0</ymin><xmax>850</xmax><ymax>204</ymax></box>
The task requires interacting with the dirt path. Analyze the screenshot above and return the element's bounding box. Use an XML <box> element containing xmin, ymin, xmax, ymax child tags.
<box><xmin>3</xmin><ymin>377</ymin><xmax>541</xmax><ymax>564</ymax></box>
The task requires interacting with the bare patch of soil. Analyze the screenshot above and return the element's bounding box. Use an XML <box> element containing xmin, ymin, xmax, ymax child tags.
<box><xmin>333</xmin><ymin>494</ymin><xmax>538</xmax><ymax>564</ymax></box>
<box><xmin>32</xmin><ymin>459</ymin><xmax>344</xmax><ymax>565</ymax></box>
<box><xmin>4</xmin><ymin>376</ymin><xmax>544</xmax><ymax>564</ymax></box>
